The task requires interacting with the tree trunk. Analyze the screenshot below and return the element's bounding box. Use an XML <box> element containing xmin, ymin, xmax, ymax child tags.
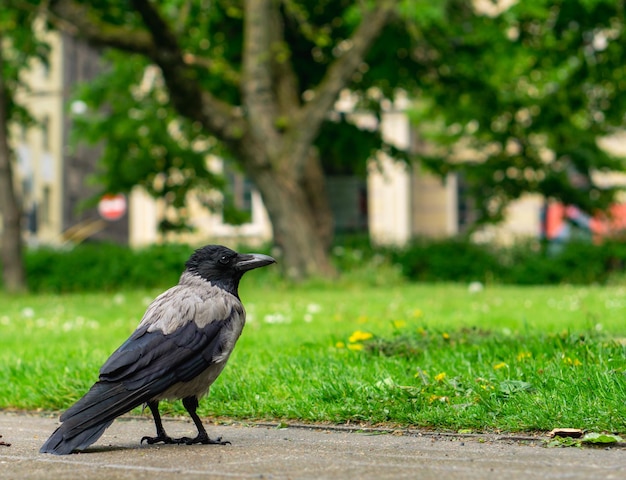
<box><xmin>0</xmin><ymin>44</ymin><xmax>27</xmax><ymax>292</ymax></box>
<box><xmin>251</xmin><ymin>165</ymin><xmax>336</xmax><ymax>281</ymax></box>
<box><xmin>301</xmin><ymin>149</ymin><xmax>334</xmax><ymax>252</ymax></box>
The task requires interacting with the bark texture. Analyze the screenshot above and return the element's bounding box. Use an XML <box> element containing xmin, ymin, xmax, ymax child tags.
<box><xmin>0</xmin><ymin>43</ymin><xmax>27</xmax><ymax>292</ymax></box>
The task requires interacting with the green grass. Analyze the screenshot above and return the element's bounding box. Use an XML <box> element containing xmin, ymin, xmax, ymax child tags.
<box><xmin>1</xmin><ymin>280</ymin><xmax>626</xmax><ymax>434</ymax></box>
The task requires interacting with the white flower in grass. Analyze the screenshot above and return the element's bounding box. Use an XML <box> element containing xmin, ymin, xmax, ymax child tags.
<box><xmin>306</xmin><ymin>303</ymin><xmax>322</xmax><ymax>314</ymax></box>
<box><xmin>263</xmin><ymin>312</ymin><xmax>290</xmax><ymax>324</ymax></box>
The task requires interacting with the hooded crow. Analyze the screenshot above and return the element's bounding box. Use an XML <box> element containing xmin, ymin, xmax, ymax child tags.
<box><xmin>40</xmin><ymin>245</ymin><xmax>275</xmax><ymax>455</ymax></box>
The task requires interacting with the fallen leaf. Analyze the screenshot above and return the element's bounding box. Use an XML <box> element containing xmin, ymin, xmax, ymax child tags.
<box><xmin>498</xmin><ymin>380</ymin><xmax>533</xmax><ymax>396</ymax></box>
<box><xmin>582</xmin><ymin>432</ymin><xmax>623</xmax><ymax>444</ymax></box>
<box><xmin>548</xmin><ymin>428</ymin><xmax>584</xmax><ymax>438</ymax></box>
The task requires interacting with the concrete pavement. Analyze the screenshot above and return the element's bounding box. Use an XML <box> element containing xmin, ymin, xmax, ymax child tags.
<box><xmin>0</xmin><ymin>412</ymin><xmax>625</xmax><ymax>479</ymax></box>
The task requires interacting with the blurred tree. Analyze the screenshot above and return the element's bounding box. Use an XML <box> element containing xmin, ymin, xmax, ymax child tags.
<box><xmin>30</xmin><ymin>0</ymin><xmax>435</xmax><ymax>280</ymax></box>
<box><xmin>0</xmin><ymin>6</ymin><xmax>48</xmax><ymax>292</ymax></box>
<box><xmin>411</xmin><ymin>0</ymin><xmax>626</xmax><ymax>226</ymax></box>
<box><xmin>10</xmin><ymin>0</ymin><xmax>626</xmax><ymax>279</ymax></box>
<box><xmin>0</xmin><ymin>41</ymin><xmax>25</xmax><ymax>292</ymax></box>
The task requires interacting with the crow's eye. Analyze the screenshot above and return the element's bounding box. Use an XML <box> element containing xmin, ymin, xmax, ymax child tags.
<box><xmin>219</xmin><ymin>255</ymin><xmax>230</xmax><ymax>265</ymax></box>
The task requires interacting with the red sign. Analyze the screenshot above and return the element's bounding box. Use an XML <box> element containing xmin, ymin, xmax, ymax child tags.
<box><xmin>98</xmin><ymin>194</ymin><xmax>127</xmax><ymax>221</ymax></box>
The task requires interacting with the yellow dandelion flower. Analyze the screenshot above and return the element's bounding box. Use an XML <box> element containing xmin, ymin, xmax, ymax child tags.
<box><xmin>516</xmin><ymin>351</ymin><xmax>532</xmax><ymax>361</ymax></box>
<box><xmin>335</xmin><ymin>341</ymin><xmax>345</xmax><ymax>349</ymax></box>
<box><xmin>428</xmin><ymin>395</ymin><xmax>449</xmax><ymax>403</ymax></box>
<box><xmin>434</xmin><ymin>372</ymin><xmax>447</xmax><ymax>382</ymax></box>
<box><xmin>348</xmin><ymin>330</ymin><xmax>373</xmax><ymax>343</ymax></box>
<box><xmin>412</xmin><ymin>309</ymin><xmax>423</xmax><ymax>318</ymax></box>
<box><xmin>347</xmin><ymin>343</ymin><xmax>364</xmax><ymax>351</ymax></box>
<box><xmin>563</xmin><ymin>356</ymin><xmax>582</xmax><ymax>366</ymax></box>
<box><xmin>392</xmin><ymin>320</ymin><xmax>407</xmax><ymax>329</ymax></box>
<box><xmin>493</xmin><ymin>362</ymin><xmax>508</xmax><ymax>370</ymax></box>
<box><xmin>442</xmin><ymin>332</ymin><xmax>450</xmax><ymax>340</ymax></box>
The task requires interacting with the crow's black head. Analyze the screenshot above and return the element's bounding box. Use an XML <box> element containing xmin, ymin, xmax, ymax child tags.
<box><xmin>185</xmin><ymin>245</ymin><xmax>276</xmax><ymax>296</ymax></box>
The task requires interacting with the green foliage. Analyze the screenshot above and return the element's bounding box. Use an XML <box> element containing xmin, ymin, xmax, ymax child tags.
<box><xmin>61</xmin><ymin>0</ymin><xmax>425</xmax><ymax>229</ymax></box>
<box><xmin>411</xmin><ymin>0</ymin><xmax>626</xmax><ymax>223</ymax></box>
<box><xmin>8</xmin><ymin>0</ymin><xmax>626</xmax><ymax>259</ymax></box>
<box><xmin>1</xmin><ymin>2</ymin><xmax>50</xmax><ymax>126</ymax></box>
<box><xmin>69</xmin><ymin>51</ymin><xmax>227</xmax><ymax>231</ymax></box>
<box><xmin>10</xmin><ymin>0</ymin><xmax>626</xmax><ymax>245</ymax></box>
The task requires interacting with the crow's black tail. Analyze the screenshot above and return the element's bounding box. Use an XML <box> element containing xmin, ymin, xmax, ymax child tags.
<box><xmin>40</xmin><ymin>419</ymin><xmax>114</xmax><ymax>455</ymax></box>
<box><xmin>40</xmin><ymin>381</ymin><xmax>151</xmax><ymax>455</ymax></box>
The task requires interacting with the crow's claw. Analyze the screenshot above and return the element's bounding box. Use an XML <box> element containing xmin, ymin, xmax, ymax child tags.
<box><xmin>141</xmin><ymin>434</ymin><xmax>176</xmax><ymax>445</ymax></box>
<box><xmin>141</xmin><ymin>433</ymin><xmax>230</xmax><ymax>446</ymax></box>
<box><xmin>179</xmin><ymin>434</ymin><xmax>231</xmax><ymax>445</ymax></box>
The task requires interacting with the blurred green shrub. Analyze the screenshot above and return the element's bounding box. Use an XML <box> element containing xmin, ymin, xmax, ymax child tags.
<box><xmin>388</xmin><ymin>237</ymin><xmax>503</xmax><ymax>283</ymax></box>
<box><xmin>24</xmin><ymin>243</ymin><xmax>191</xmax><ymax>292</ymax></box>
<box><xmin>4</xmin><ymin>236</ymin><xmax>626</xmax><ymax>292</ymax></box>
<box><xmin>389</xmin><ymin>237</ymin><xmax>626</xmax><ymax>285</ymax></box>
<box><xmin>18</xmin><ymin>241</ymin><xmax>279</xmax><ymax>293</ymax></box>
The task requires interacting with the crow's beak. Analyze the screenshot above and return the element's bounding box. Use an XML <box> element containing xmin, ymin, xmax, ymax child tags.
<box><xmin>235</xmin><ymin>253</ymin><xmax>276</xmax><ymax>272</ymax></box>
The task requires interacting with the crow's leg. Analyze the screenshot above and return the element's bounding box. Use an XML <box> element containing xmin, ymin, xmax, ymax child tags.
<box><xmin>141</xmin><ymin>401</ymin><xmax>177</xmax><ymax>445</ymax></box>
<box><xmin>176</xmin><ymin>396</ymin><xmax>230</xmax><ymax>445</ymax></box>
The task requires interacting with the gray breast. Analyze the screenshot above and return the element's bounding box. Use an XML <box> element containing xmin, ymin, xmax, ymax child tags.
<box><xmin>154</xmin><ymin>305</ymin><xmax>246</xmax><ymax>401</ymax></box>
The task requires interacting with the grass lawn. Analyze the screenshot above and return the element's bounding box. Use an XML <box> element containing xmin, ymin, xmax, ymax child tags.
<box><xmin>1</xmin><ymin>279</ymin><xmax>626</xmax><ymax>434</ymax></box>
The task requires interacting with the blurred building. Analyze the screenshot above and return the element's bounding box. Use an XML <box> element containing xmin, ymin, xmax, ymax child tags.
<box><xmin>12</xmin><ymin>31</ymin><xmax>128</xmax><ymax>246</ymax></box>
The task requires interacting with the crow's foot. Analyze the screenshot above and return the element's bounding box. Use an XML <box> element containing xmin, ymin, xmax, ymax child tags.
<box><xmin>141</xmin><ymin>434</ymin><xmax>177</xmax><ymax>445</ymax></box>
<box><xmin>177</xmin><ymin>433</ymin><xmax>231</xmax><ymax>445</ymax></box>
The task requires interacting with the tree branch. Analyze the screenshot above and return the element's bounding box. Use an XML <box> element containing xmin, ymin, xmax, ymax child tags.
<box><xmin>48</xmin><ymin>0</ymin><xmax>246</xmax><ymax>144</ymax></box>
<box><xmin>242</xmin><ymin>0</ymin><xmax>281</xmax><ymax>153</ymax></box>
<box><xmin>289</xmin><ymin>0</ymin><xmax>399</xmax><ymax>176</ymax></box>
<box><xmin>48</xmin><ymin>0</ymin><xmax>154</xmax><ymax>54</ymax></box>
<box><xmin>268</xmin><ymin>4</ymin><xmax>300</xmax><ymax>116</ymax></box>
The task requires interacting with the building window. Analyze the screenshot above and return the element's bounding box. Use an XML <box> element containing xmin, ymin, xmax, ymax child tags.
<box><xmin>40</xmin><ymin>186</ymin><xmax>51</xmax><ymax>226</ymax></box>
<box><xmin>457</xmin><ymin>173</ymin><xmax>477</xmax><ymax>232</ymax></box>
<box><xmin>41</xmin><ymin>115</ymin><xmax>50</xmax><ymax>151</ymax></box>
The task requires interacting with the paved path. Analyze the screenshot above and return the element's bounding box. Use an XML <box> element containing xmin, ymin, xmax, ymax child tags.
<box><xmin>0</xmin><ymin>413</ymin><xmax>625</xmax><ymax>479</ymax></box>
